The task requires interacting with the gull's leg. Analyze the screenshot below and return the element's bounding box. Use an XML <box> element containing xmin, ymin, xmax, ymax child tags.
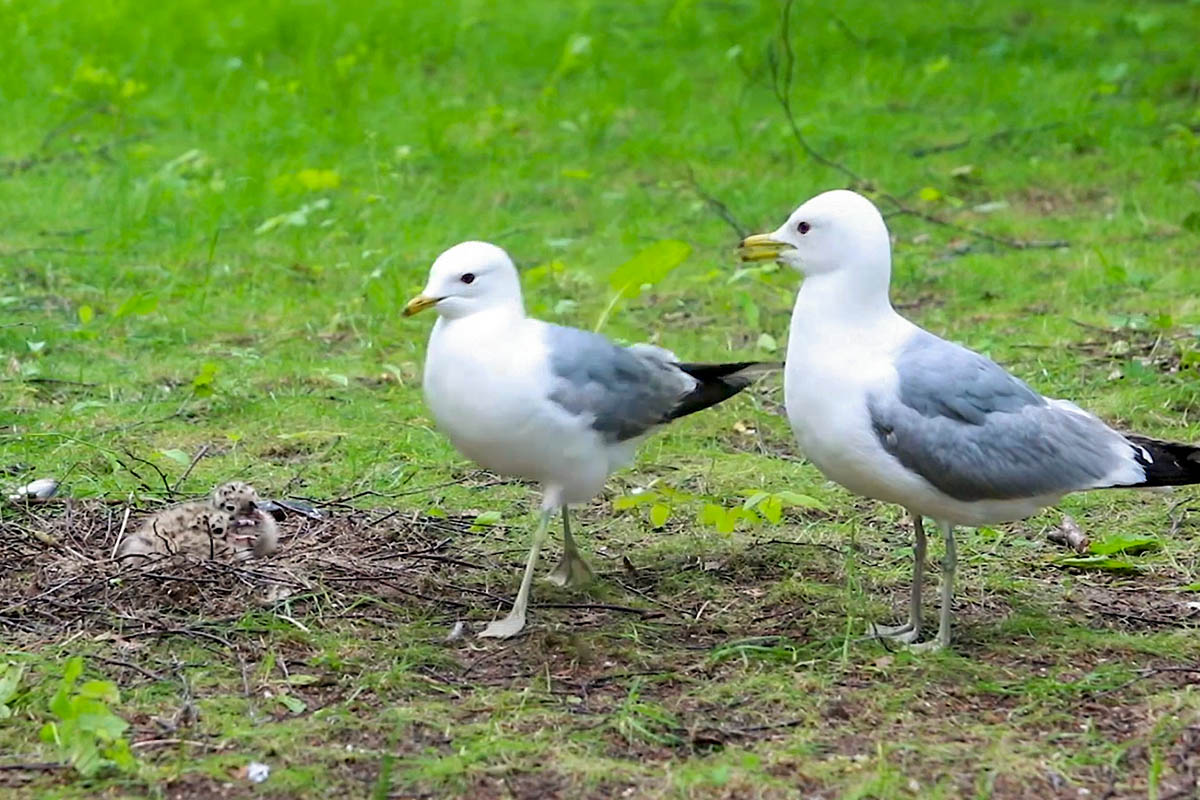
<box><xmin>479</xmin><ymin>507</ymin><xmax>555</xmax><ymax>639</ymax></box>
<box><xmin>909</xmin><ymin>520</ymin><xmax>956</xmax><ymax>653</ymax></box>
<box><xmin>867</xmin><ymin>511</ymin><xmax>926</xmax><ymax>644</ymax></box>
<box><xmin>545</xmin><ymin>506</ymin><xmax>594</xmax><ymax>588</ymax></box>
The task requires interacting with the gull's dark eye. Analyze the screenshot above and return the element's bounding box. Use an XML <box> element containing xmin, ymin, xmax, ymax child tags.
<box><xmin>461</xmin><ymin>273</ymin><xmax>476</xmax><ymax>284</ymax></box>
<box><xmin>797</xmin><ymin>221</ymin><xmax>811</xmax><ymax>235</ymax></box>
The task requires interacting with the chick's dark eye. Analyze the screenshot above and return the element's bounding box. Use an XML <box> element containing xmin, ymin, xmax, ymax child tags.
<box><xmin>797</xmin><ymin>221</ymin><xmax>811</xmax><ymax>235</ymax></box>
<box><xmin>460</xmin><ymin>273</ymin><xmax>475</xmax><ymax>284</ymax></box>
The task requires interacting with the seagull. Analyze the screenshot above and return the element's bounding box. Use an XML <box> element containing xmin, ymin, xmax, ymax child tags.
<box><xmin>405</xmin><ymin>241</ymin><xmax>775</xmax><ymax>639</ymax></box>
<box><xmin>739</xmin><ymin>189</ymin><xmax>1200</xmax><ymax>651</ymax></box>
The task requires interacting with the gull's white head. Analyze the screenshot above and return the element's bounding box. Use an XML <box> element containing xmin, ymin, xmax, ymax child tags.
<box><xmin>404</xmin><ymin>241</ymin><xmax>524</xmax><ymax>320</ymax></box>
<box><xmin>739</xmin><ymin>190</ymin><xmax>892</xmax><ymax>283</ymax></box>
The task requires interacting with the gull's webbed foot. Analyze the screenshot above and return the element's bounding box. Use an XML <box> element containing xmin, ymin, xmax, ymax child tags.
<box><xmin>866</xmin><ymin>620</ymin><xmax>921</xmax><ymax>645</ymax></box>
<box><xmin>906</xmin><ymin>635</ymin><xmax>947</xmax><ymax>654</ymax></box>
<box><xmin>478</xmin><ymin>610</ymin><xmax>528</xmax><ymax>639</ymax></box>
<box><xmin>545</xmin><ymin>551</ymin><xmax>594</xmax><ymax>588</ymax></box>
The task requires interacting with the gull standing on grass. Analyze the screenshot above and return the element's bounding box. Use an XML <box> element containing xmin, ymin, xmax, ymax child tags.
<box><xmin>405</xmin><ymin>241</ymin><xmax>774</xmax><ymax>639</ymax></box>
<box><xmin>739</xmin><ymin>189</ymin><xmax>1200</xmax><ymax>651</ymax></box>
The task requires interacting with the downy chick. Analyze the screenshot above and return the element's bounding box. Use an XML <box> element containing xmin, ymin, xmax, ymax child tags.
<box><xmin>117</xmin><ymin>482</ymin><xmax>279</xmax><ymax>563</ymax></box>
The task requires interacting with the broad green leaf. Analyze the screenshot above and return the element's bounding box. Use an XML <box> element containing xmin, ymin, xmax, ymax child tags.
<box><xmin>614</xmin><ymin>492</ymin><xmax>657</xmax><ymax>509</ymax></box>
<box><xmin>191</xmin><ymin>362</ymin><xmax>218</xmax><ymax>396</ymax></box>
<box><xmin>1056</xmin><ymin>555</ymin><xmax>1141</xmax><ymax>573</ymax></box>
<box><xmin>104</xmin><ymin>739</ymin><xmax>137</xmax><ymax>771</ymax></box>
<box><xmin>700</xmin><ymin>503</ymin><xmax>725</xmax><ymax>527</ymax></box>
<box><xmin>286</xmin><ymin>674</ymin><xmax>321</xmax><ymax>686</ymax></box>
<box><xmin>607</xmin><ymin>240</ymin><xmax>691</xmax><ymax>300</ymax></box>
<box><xmin>62</xmin><ymin>656</ymin><xmax>84</xmax><ymax>686</ymax></box>
<box><xmin>77</xmin><ymin>305</ymin><xmax>94</xmax><ymax>324</ymax></box>
<box><xmin>1090</xmin><ymin>533</ymin><xmax>1160</xmax><ymax>556</ymax></box>
<box><xmin>774</xmin><ymin>491</ymin><xmax>827</xmax><ymax>510</ymax></box>
<box><xmin>742</xmin><ymin>491</ymin><xmax>770</xmax><ymax>510</ymax></box>
<box><xmin>649</xmin><ymin>503</ymin><xmax>670</xmax><ymax>528</ymax></box>
<box><xmin>72</xmin><ymin>740</ymin><xmax>103</xmax><ymax>777</ymax></box>
<box><xmin>758</xmin><ymin>495</ymin><xmax>783</xmax><ymax>524</ymax></box>
<box><xmin>77</xmin><ymin>680</ymin><xmax>120</xmax><ymax>704</ymax></box>
<box><xmin>39</xmin><ymin>721</ymin><xmax>60</xmax><ymax>745</ymax></box>
<box><xmin>279</xmin><ymin>694</ymin><xmax>307</xmax><ymax>714</ymax></box>
<box><xmin>0</xmin><ymin>664</ymin><xmax>24</xmax><ymax>705</ymax></box>
<box><xmin>472</xmin><ymin>510</ymin><xmax>502</xmax><ymax>528</ymax></box>
<box><xmin>159</xmin><ymin>449</ymin><xmax>191</xmax><ymax>466</ymax></box>
<box><xmin>113</xmin><ymin>293</ymin><xmax>159</xmax><ymax>319</ymax></box>
<box><xmin>75</xmin><ymin>709</ymin><xmax>129</xmax><ymax>740</ymax></box>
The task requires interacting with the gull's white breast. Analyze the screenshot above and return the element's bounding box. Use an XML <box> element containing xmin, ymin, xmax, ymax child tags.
<box><xmin>422</xmin><ymin>313</ymin><xmax>612</xmax><ymax>501</ymax></box>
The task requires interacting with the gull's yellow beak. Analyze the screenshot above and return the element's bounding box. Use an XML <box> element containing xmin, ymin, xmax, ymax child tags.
<box><xmin>403</xmin><ymin>294</ymin><xmax>440</xmax><ymax>317</ymax></box>
<box><xmin>738</xmin><ymin>233</ymin><xmax>794</xmax><ymax>262</ymax></box>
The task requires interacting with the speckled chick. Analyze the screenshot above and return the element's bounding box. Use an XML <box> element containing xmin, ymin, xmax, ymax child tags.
<box><xmin>117</xmin><ymin>482</ymin><xmax>279</xmax><ymax>562</ymax></box>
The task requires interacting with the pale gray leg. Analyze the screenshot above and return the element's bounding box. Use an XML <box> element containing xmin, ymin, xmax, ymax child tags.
<box><xmin>909</xmin><ymin>520</ymin><xmax>956</xmax><ymax>653</ymax></box>
<box><xmin>868</xmin><ymin>511</ymin><xmax>926</xmax><ymax>644</ymax></box>
<box><xmin>545</xmin><ymin>507</ymin><xmax>594</xmax><ymax>588</ymax></box>
<box><xmin>479</xmin><ymin>507</ymin><xmax>554</xmax><ymax>639</ymax></box>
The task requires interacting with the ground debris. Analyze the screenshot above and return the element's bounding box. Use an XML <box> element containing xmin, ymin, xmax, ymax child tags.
<box><xmin>1048</xmin><ymin>514</ymin><xmax>1090</xmax><ymax>553</ymax></box>
<box><xmin>0</xmin><ymin>500</ymin><xmax>501</xmax><ymax>642</ymax></box>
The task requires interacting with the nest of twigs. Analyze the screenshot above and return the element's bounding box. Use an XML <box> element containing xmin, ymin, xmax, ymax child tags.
<box><xmin>0</xmin><ymin>500</ymin><xmax>512</xmax><ymax>642</ymax></box>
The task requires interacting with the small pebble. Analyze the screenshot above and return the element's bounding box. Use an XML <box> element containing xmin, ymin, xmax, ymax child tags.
<box><xmin>445</xmin><ymin>621</ymin><xmax>466</xmax><ymax>642</ymax></box>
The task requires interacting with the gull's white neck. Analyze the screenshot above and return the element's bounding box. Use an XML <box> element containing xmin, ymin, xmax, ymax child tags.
<box><xmin>790</xmin><ymin>269</ymin><xmax>900</xmax><ymax>339</ymax></box>
<box><xmin>435</xmin><ymin>301</ymin><xmax>525</xmax><ymax>332</ymax></box>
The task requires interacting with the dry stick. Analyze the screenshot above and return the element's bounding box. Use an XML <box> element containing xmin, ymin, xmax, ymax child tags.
<box><xmin>116</xmin><ymin>449</ymin><xmax>171</xmax><ymax>496</ymax></box>
<box><xmin>910</xmin><ymin>119</ymin><xmax>1074</xmax><ymax>158</ymax></box>
<box><xmin>1094</xmin><ymin>666</ymin><xmax>1200</xmax><ymax>697</ymax></box>
<box><xmin>0</xmin><ymin>763</ymin><xmax>67</xmax><ymax>772</ymax></box>
<box><xmin>109</xmin><ymin>503</ymin><xmax>133</xmax><ymax>559</ymax></box>
<box><xmin>130</xmin><ymin>738</ymin><xmax>216</xmax><ymax>751</ymax></box>
<box><xmin>768</xmin><ymin>0</ymin><xmax>1068</xmax><ymax>252</ymax></box>
<box><xmin>1047</xmin><ymin>515</ymin><xmax>1090</xmax><ymax>553</ymax></box>
<box><xmin>684</xmin><ymin>166</ymin><xmax>751</xmax><ymax>238</ymax></box>
<box><xmin>536</xmin><ymin>602</ymin><xmax>662</xmax><ymax>617</ymax></box>
<box><xmin>725</xmin><ymin>718</ymin><xmax>807</xmax><ymax>737</ymax></box>
<box><xmin>125</xmin><ymin>627</ymin><xmax>251</xmax><ymax>697</ymax></box>
<box><xmin>170</xmin><ymin>444</ymin><xmax>210</xmax><ymax>496</ymax></box>
<box><xmin>91</xmin><ymin>654</ymin><xmax>167</xmax><ymax>683</ymax></box>
<box><xmin>1</xmin><ymin>132</ymin><xmax>151</xmax><ymax>178</ymax></box>
<box><xmin>0</xmin><ymin>247</ymin><xmax>103</xmax><ymax>258</ymax></box>
<box><xmin>461</xmin><ymin>645</ymin><xmax>511</xmax><ymax>677</ymax></box>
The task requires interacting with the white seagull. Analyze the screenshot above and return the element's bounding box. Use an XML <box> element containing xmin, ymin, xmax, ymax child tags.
<box><xmin>740</xmin><ymin>189</ymin><xmax>1200</xmax><ymax>651</ymax></box>
<box><xmin>405</xmin><ymin>241</ymin><xmax>773</xmax><ymax>639</ymax></box>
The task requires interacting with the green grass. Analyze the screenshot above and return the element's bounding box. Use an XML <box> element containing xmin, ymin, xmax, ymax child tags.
<box><xmin>3</xmin><ymin>0</ymin><xmax>1200</xmax><ymax>797</ymax></box>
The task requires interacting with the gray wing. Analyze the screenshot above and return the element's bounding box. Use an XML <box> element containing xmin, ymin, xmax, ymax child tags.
<box><xmin>868</xmin><ymin>330</ymin><xmax>1135</xmax><ymax>502</ymax></box>
<box><xmin>544</xmin><ymin>324</ymin><xmax>694</xmax><ymax>442</ymax></box>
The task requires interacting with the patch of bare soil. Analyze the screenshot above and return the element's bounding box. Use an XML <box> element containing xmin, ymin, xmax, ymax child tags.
<box><xmin>1017</xmin><ymin>185</ymin><xmax>1112</xmax><ymax>216</ymax></box>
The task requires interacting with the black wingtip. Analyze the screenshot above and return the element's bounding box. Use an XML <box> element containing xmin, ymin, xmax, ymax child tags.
<box><xmin>1125</xmin><ymin>435</ymin><xmax>1200</xmax><ymax>487</ymax></box>
<box><xmin>667</xmin><ymin>361</ymin><xmax>780</xmax><ymax>421</ymax></box>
